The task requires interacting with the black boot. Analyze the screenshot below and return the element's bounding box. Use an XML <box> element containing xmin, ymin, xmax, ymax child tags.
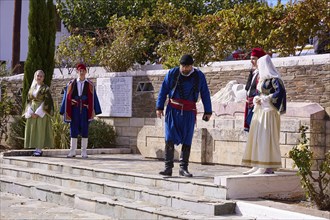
<box><xmin>159</xmin><ymin>141</ymin><xmax>174</xmax><ymax>176</ymax></box>
<box><xmin>179</xmin><ymin>144</ymin><xmax>193</xmax><ymax>177</ymax></box>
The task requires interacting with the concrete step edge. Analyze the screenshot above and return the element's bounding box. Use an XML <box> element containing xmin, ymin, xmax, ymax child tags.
<box><xmin>0</xmin><ymin>174</ymin><xmax>243</xmax><ymax>219</ymax></box>
<box><xmin>2</xmin><ymin>148</ymin><xmax>132</xmax><ymax>157</ymax></box>
<box><xmin>2</xmin><ymin>157</ymin><xmax>227</xmax><ymax>200</ymax></box>
<box><xmin>0</xmin><ymin>165</ymin><xmax>235</xmax><ymax>215</ymax></box>
<box><xmin>0</xmin><ymin>191</ymin><xmax>117</xmax><ymax>220</ymax></box>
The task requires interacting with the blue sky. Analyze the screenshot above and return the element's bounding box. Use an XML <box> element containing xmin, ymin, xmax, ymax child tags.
<box><xmin>267</xmin><ymin>0</ymin><xmax>290</xmax><ymax>6</ymax></box>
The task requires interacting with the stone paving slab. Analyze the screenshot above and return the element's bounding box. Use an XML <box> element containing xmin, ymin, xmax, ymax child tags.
<box><xmin>0</xmin><ymin>163</ymin><xmax>235</xmax><ymax>215</ymax></box>
<box><xmin>2</xmin><ymin>153</ymin><xmax>246</xmax><ymax>184</ymax></box>
<box><xmin>1</xmin><ymin>152</ymin><xmax>329</xmax><ymax>219</ymax></box>
<box><xmin>0</xmin><ymin>192</ymin><xmax>112</xmax><ymax>220</ymax></box>
<box><xmin>0</xmin><ymin>175</ymin><xmax>244</xmax><ymax>220</ymax></box>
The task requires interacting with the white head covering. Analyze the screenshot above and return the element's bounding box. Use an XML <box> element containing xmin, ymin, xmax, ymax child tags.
<box><xmin>257</xmin><ymin>54</ymin><xmax>281</xmax><ymax>80</ymax></box>
<box><xmin>29</xmin><ymin>70</ymin><xmax>45</xmax><ymax>91</ymax></box>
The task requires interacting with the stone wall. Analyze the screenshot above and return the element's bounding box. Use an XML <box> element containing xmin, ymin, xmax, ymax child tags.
<box><xmin>1</xmin><ymin>54</ymin><xmax>329</xmax><ymax>168</ymax></box>
<box><xmin>137</xmin><ymin>102</ymin><xmax>328</xmax><ymax>170</ymax></box>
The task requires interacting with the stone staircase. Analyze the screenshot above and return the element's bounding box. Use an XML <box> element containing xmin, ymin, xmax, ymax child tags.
<box><xmin>0</xmin><ymin>155</ymin><xmax>248</xmax><ymax>219</ymax></box>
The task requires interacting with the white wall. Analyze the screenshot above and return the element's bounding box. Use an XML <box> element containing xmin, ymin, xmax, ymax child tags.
<box><xmin>0</xmin><ymin>0</ymin><xmax>15</xmax><ymax>63</ymax></box>
<box><xmin>0</xmin><ymin>0</ymin><xmax>69</xmax><ymax>65</ymax></box>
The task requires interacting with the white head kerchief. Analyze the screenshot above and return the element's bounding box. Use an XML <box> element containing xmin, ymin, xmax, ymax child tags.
<box><xmin>257</xmin><ymin>55</ymin><xmax>281</xmax><ymax>92</ymax></box>
<box><xmin>257</xmin><ymin>55</ymin><xmax>281</xmax><ymax>80</ymax></box>
<box><xmin>29</xmin><ymin>70</ymin><xmax>45</xmax><ymax>91</ymax></box>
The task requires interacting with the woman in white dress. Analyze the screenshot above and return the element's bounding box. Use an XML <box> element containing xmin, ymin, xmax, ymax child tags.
<box><xmin>242</xmin><ymin>55</ymin><xmax>286</xmax><ymax>175</ymax></box>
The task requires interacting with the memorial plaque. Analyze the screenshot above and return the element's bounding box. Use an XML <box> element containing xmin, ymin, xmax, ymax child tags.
<box><xmin>97</xmin><ymin>77</ymin><xmax>132</xmax><ymax>117</ymax></box>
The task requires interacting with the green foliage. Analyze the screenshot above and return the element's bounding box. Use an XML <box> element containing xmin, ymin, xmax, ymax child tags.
<box><xmin>0</xmin><ymin>86</ymin><xmax>14</xmax><ymax>143</ymax></box>
<box><xmin>44</xmin><ymin>0</ymin><xmax>57</xmax><ymax>85</ymax></box>
<box><xmin>56</xmin><ymin>0</ymin><xmax>329</xmax><ymax>71</ymax></box>
<box><xmin>95</xmin><ymin>16</ymin><xmax>151</xmax><ymax>72</ymax></box>
<box><xmin>55</xmin><ymin>35</ymin><xmax>98</xmax><ymax>73</ymax></box>
<box><xmin>88</xmin><ymin>119</ymin><xmax>116</xmax><ymax>148</ymax></box>
<box><xmin>0</xmin><ymin>63</ymin><xmax>12</xmax><ymax>77</ymax></box>
<box><xmin>52</xmin><ymin>103</ymin><xmax>70</xmax><ymax>149</ymax></box>
<box><xmin>56</xmin><ymin>0</ymin><xmax>116</xmax><ymax>33</ymax></box>
<box><xmin>7</xmin><ymin>116</ymin><xmax>25</xmax><ymax>149</ymax></box>
<box><xmin>23</xmin><ymin>0</ymin><xmax>56</xmax><ymax>105</ymax></box>
<box><xmin>56</xmin><ymin>0</ymin><xmax>257</xmax><ymax>33</ymax></box>
<box><xmin>268</xmin><ymin>0</ymin><xmax>330</xmax><ymax>56</ymax></box>
<box><xmin>289</xmin><ymin>125</ymin><xmax>330</xmax><ymax>210</ymax></box>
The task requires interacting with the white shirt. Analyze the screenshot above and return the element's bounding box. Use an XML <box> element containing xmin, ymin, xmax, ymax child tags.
<box><xmin>77</xmin><ymin>78</ymin><xmax>86</xmax><ymax>96</ymax></box>
<box><xmin>180</xmin><ymin>68</ymin><xmax>195</xmax><ymax>77</ymax></box>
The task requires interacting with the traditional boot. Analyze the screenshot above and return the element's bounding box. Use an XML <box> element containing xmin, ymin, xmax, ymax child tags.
<box><xmin>67</xmin><ymin>138</ymin><xmax>77</xmax><ymax>158</ymax></box>
<box><xmin>159</xmin><ymin>141</ymin><xmax>174</xmax><ymax>176</ymax></box>
<box><xmin>81</xmin><ymin>138</ymin><xmax>88</xmax><ymax>158</ymax></box>
<box><xmin>265</xmin><ymin>168</ymin><xmax>274</xmax><ymax>174</ymax></box>
<box><xmin>250</xmin><ymin>167</ymin><xmax>267</xmax><ymax>175</ymax></box>
<box><xmin>242</xmin><ymin>167</ymin><xmax>258</xmax><ymax>175</ymax></box>
<box><xmin>179</xmin><ymin>144</ymin><xmax>193</xmax><ymax>177</ymax></box>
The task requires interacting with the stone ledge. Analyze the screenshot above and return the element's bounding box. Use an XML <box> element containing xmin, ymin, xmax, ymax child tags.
<box><xmin>235</xmin><ymin>201</ymin><xmax>327</xmax><ymax>220</ymax></box>
<box><xmin>284</xmin><ymin>102</ymin><xmax>325</xmax><ymax>119</ymax></box>
<box><xmin>214</xmin><ymin>172</ymin><xmax>306</xmax><ymax>200</ymax></box>
<box><xmin>1</xmin><ymin>148</ymin><xmax>131</xmax><ymax>157</ymax></box>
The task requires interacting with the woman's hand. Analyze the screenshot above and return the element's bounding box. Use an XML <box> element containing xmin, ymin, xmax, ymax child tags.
<box><xmin>31</xmin><ymin>113</ymin><xmax>39</xmax><ymax>119</ymax></box>
<box><xmin>253</xmin><ymin>96</ymin><xmax>261</xmax><ymax>105</ymax></box>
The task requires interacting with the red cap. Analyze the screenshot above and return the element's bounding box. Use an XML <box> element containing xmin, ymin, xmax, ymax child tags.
<box><xmin>251</xmin><ymin>48</ymin><xmax>266</xmax><ymax>58</ymax></box>
<box><xmin>76</xmin><ymin>63</ymin><xmax>86</xmax><ymax>71</ymax></box>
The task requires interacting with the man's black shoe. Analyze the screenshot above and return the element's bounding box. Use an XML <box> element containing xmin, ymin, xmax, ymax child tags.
<box><xmin>179</xmin><ymin>168</ymin><xmax>193</xmax><ymax>177</ymax></box>
<box><xmin>159</xmin><ymin>169</ymin><xmax>172</xmax><ymax>176</ymax></box>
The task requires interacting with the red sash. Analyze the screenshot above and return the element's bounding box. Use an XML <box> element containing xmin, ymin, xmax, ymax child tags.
<box><xmin>169</xmin><ymin>98</ymin><xmax>197</xmax><ymax>116</ymax></box>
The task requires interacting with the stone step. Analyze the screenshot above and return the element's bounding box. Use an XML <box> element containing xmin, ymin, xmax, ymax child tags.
<box><xmin>2</xmin><ymin>157</ymin><xmax>228</xmax><ymax>199</ymax></box>
<box><xmin>0</xmin><ymin>175</ymin><xmax>249</xmax><ymax>220</ymax></box>
<box><xmin>1</xmin><ymin>191</ymin><xmax>114</xmax><ymax>220</ymax></box>
<box><xmin>2</xmin><ymin>148</ymin><xmax>132</xmax><ymax>157</ymax></box>
<box><xmin>0</xmin><ymin>163</ymin><xmax>236</xmax><ymax>216</ymax></box>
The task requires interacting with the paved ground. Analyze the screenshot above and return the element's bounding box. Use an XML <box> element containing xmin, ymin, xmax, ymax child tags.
<box><xmin>0</xmin><ymin>192</ymin><xmax>113</xmax><ymax>220</ymax></box>
<box><xmin>1</xmin><ymin>153</ymin><xmax>329</xmax><ymax>219</ymax></box>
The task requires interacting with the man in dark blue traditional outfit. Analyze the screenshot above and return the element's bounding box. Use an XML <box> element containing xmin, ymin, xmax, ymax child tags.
<box><xmin>156</xmin><ymin>55</ymin><xmax>212</xmax><ymax>177</ymax></box>
<box><xmin>60</xmin><ymin>63</ymin><xmax>102</xmax><ymax>158</ymax></box>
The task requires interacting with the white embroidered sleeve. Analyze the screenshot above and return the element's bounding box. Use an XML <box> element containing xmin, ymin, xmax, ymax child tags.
<box><xmin>35</xmin><ymin>102</ymin><xmax>46</xmax><ymax>118</ymax></box>
<box><xmin>24</xmin><ymin>104</ymin><xmax>34</xmax><ymax>118</ymax></box>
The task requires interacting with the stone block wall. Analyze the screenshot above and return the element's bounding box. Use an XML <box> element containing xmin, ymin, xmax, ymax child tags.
<box><xmin>137</xmin><ymin>102</ymin><xmax>328</xmax><ymax>169</ymax></box>
<box><xmin>1</xmin><ymin>54</ymin><xmax>329</xmax><ymax>168</ymax></box>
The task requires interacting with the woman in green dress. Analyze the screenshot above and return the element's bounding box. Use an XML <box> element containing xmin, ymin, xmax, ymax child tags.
<box><xmin>23</xmin><ymin>70</ymin><xmax>54</xmax><ymax>155</ymax></box>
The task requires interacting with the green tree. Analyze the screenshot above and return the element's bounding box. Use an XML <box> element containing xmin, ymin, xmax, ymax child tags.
<box><xmin>96</xmin><ymin>15</ymin><xmax>151</xmax><ymax>71</ymax></box>
<box><xmin>269</xmin><ymin>0</ymin><xmax>330</xmax><ymax>56</ymax></box>
<box><xmin>44</xmin><ymin>0</ymin><xmax>56</xmax><ymax>85</ymax></box>
<box><xmin>23</xmin><ymin>0</ymin><xmax>56</xmax><ymax>105</ymax></box>
<box><xmin>56</xmin><ymin>0</ymin><xmax>329</xmax><ymax>70</ymax></box>
<box><xmin>0</xmin><ymin>86</ymin><xmax>14</xmax><ymax>144</ymax></box>
<box><xmin>56</xmin><ymin>0</ymin><xmax>116</xmax><ymax>33</ymax></box>
<box><xmin>55</xmin><ymin>35</ymin><xmax>98</xmax><ymax>73</ymax></box>
<box><xmin>56</xmin><ymin>0</ymin><xmax>260</xmax><ymax>34</ymax></box>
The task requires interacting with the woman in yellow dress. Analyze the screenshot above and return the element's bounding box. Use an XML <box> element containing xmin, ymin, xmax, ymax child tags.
<box><xmin>23</xmin><ymin>70</ymin><xmax>54</xmax><ymax>155</ymax></box>
<box><xmin>242</xmin><ymin>55</ymin><xmax>286</xmax><ymax>175</ymax></box>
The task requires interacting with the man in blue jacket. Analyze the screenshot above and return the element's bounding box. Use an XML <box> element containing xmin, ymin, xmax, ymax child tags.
<box><xmin>60</xmin><ymin>63</ymin><xmax>102</xmax><ymax>158</ymax></box>
<box><xmin>156</xmin><ymin>54</ymin><xmax>212</xmax><ymax>177</ymax></box>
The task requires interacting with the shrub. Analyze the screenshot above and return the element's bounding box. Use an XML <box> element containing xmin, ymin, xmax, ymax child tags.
<box><xmin>88</xmin><ymin>119</ymin><xmax>116</xmax><ymax>148</ymax></box>
<box><xmin>96</xmin><ymin>16</ymin><xmax>150</xmax><ymax>72</ymax></box>
<box><xmin>0</xmin><ymin>86</ymin><xmax>15</xmax><ymax>144</ymax></box>
<box><xmin>288</xmin><ymin>125</ymin><xmax>330</xmax><ymax>210</ymax></box>
<box><xmin>52</xmin><ymin>103</ymin><xmax>70</xmax><ymax>149</ymax></box>
<box><xmin>7</xmin><ymin>116</ymin><xmax>25</xmax><ymax>149</ymax></box>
